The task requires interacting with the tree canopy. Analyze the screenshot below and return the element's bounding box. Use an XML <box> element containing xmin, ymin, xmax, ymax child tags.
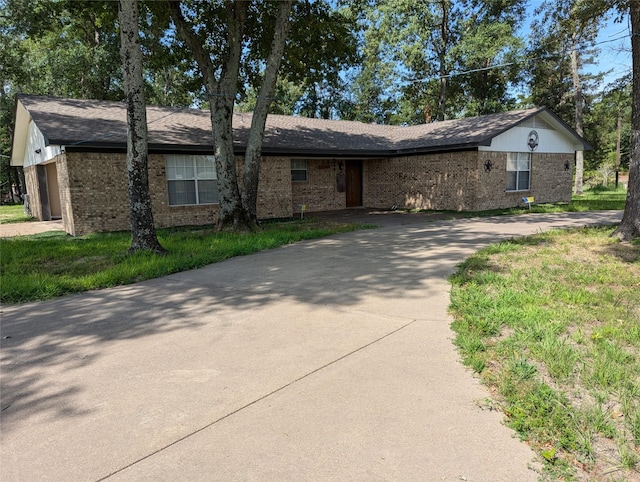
<box><xmin>0</xmin><ymin>0</ymin><xmax>635</xmax><ymax>236</ymax></box>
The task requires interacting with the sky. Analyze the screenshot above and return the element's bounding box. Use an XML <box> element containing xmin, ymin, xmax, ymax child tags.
<box><xmin>592</xmin><ymin>14</ymin><xmax>632</xmax><ymax>87</ymax></box>
<box><xmin>521</xmin><ymin>1</ymin><xmax>632</xmax><ymax>89</ymax></box>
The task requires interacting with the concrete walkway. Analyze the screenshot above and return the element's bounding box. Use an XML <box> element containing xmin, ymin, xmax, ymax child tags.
<box><xmin>0</xmin><ymin>211</ymin><xmax>622</xmax><ymax>481</ymax></box>
<box><xmin>0</xmin><ymin>219</ymin><xmax>65</xmax><ymax>237</ymax></box>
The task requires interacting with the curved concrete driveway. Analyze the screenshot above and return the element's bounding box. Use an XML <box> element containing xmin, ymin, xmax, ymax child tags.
<box><xmin>1</xmin><ymin>211</ymin><xmax>622</xmax><ymax>481</ymax></box>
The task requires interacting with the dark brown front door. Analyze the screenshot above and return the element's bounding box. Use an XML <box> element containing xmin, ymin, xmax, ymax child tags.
<box><xmin>345</xmin><ymin>160</ymin><xmax>362</xmax><ymax>207</ymax></box>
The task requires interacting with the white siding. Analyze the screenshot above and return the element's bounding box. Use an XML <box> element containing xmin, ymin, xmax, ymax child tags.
<box><xmin>24</xmin><ymin>121</ymin><xmax>62</xmax><ymax>168</ymax></box>
<box><xmin>479</xmin><ymin>115</ymin><xmax>584</xmax><ymax>154</ymax></box>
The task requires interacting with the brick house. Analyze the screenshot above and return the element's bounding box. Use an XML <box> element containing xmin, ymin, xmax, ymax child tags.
<box><xmin>11</xmin><ymin>95</ymin><xmax>589</xmax><ymax>236</ymax></box>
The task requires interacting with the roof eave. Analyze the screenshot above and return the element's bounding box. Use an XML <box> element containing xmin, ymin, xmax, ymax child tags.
<box><xmin>537</xmin><ymin>107</ymin><xmax>593</xmax><ymax>151</ymax></box>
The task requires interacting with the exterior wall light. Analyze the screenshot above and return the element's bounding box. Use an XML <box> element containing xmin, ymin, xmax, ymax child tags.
<box><xmin>564</xmin><ymin>160</ymin><xmax>571</xmax><ymax>170</ymax></box>
<box><xmin>484</xmin><ymin>160</ymin><xmax>493</xmax><ymax>172</ymax></box>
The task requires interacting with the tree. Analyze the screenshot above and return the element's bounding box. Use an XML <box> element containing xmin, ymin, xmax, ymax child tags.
<box><xmin>345</xmin><ymin>0</ymin><xmax>525</xmax><ymax>125</ymax></box>
<box><xmin>118</xmin><ymin>0</ymin><xmax>165</xmax><ymax>253</ymax></box>
<box><xmin>612</xmin><ymin>0</ymin><xmax>640</xmax><ymax>241</ymax></box>
<box><xmin>586</xmin><ymin>75</ymin><xmax>631</xmax><ymax>176</ymax></box>
<box><xmin>528</xmin><ymin>0</ymin><xmax>608</xmax><ymax>194</ymax></box>
<box><xmin>169</xmin><ymin>0</ymin><xmax>293</xmax><ymax>232</ymax></box>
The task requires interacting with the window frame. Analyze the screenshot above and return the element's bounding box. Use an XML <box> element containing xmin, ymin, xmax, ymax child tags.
<box><xmin>291</xmin><ymin>159</ymin><xmax>308</xmax><ymax>182</ymax></box>
<box><xmin>506</xmin><ymin>152</ymin><xmax>531</xmax><ymax>192</ymax></box>
<box><xmin>166</xmin><ymin>154</ymin><xmax>219</xmax><ymax>206</ymax></box>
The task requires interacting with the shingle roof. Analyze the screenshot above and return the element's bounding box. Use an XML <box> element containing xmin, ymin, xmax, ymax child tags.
<box><xmin>16</xmin><ymin>94</ymin><xmax>571</xmax><ymax>157</ymax></box>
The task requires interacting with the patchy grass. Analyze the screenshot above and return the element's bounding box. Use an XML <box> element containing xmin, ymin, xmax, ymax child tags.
<box><xmin>449</xmin><ymin>226</ymin><xmax>640</xmax><ymax>480</ymax></box>
<box><xmin>0</xmin><ymin>221</ymin><xmax>370</xmax><ymax>304</ymax></box>
<box><xmin>0</xmin><ymin>204</ymin><xmax>33</xmax><ymax>223</ymax></box>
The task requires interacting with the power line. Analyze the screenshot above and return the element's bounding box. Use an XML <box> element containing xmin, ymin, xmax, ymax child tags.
<box><xmin>407</xmin><ymin>32</ymin><xmax>631</xmax><ymax>84</ymax></box>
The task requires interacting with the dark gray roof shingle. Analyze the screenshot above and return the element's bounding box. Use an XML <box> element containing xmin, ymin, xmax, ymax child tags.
<box><xmin>17</xmin><ymin>94</ymin><xmax>554</xmax><ymax>156</ymax></box>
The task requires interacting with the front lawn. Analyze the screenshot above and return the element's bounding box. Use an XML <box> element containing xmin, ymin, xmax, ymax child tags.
<box><xmin>449</xmin><ymin>226</ymin><xmax>640</xmax><ymax>480</ymax></box>
<box><xmin>0</xmin><ymin>221</ymin><xmax>369</xmax><ymax>303</ymax></box>
<box><xmin>0</xmin><ymin>204</ymin><xmax>33</xmax><ymax>223</ymax></box>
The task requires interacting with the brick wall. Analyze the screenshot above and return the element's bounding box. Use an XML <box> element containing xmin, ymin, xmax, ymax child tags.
<box><xmin>23</xmin><ymin>165</ymin><xmax>41</xmax><ymax>220</ymax></box>
<box><xmin>31</xmin><ymin>149</ymin><xmax>573</xmax><ymax>235</ymax></box>
<box><xmin>474</xmin><ymin>152</ymin><xmax>573</xmax><ymax>211</ymax></box>
<box><xmin>291</xmin><ymin>159</ymin><xmax>346</xmax><ymax>213</ymax></box>
<box><xmin>239</xmin><ymin>156</ymin><xmax>293</xmax><ymax>219</ymax></box>
<box><xmin>59</xmin><ymin>152</ymin><xmax>292</xmax><ymax>235</ymax></box>
<box><xmin>64</xmin><ymin>152</ymin><xmax>130</xmax><ymax>234</ymax></box>
<box><xmin>365</xmin><ymin>151</ymin><xmax>479</xmax><ymax>211</ymax></box>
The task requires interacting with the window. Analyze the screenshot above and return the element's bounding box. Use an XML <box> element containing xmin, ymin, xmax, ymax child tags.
<box><xmin>166</xmin><ymin>155</ymin><xmax>218</xmax><ymax>206</ymax></box>
<box><xmin>506</xmin><ymin>152</ymin><xmax>531</xmax><ymax>192</ymax></box>
<box><xmin>291</xmin><ymin>160</ymin><xmax>307</xmax><ymax>181</ymax></box>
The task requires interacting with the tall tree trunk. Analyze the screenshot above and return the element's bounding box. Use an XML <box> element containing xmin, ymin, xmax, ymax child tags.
<box><xmin>209</xmin><ymin>2</ymin><xmax>249</xmax><ymax>232</ymax></box>
<box><xmin>436</xmin><ymin>0</ymin><xmax>449</xmax><ymax>122</ymax></box>
<box><xmin>242</xmin><ymin>0</ymin><xmax>293</xmax><ymax>224</ymax></box>
<box><xmin>612</xmin><ymin>0</ymin><xmax>640</xmax><ymax>241</ymax></box>
<box><xmin>170</xmin><ymin>0</ymin><xmax>252</xmax><ymax>232</ymax></box>
<box><xmin>119</xmin><ymin>0</ymin><xmax>165</xmax><ymax>254</ymax></box>
<box><xmin>571</xmin><ymin>46</ymin><xmax>584</xmax><ymax>195</ymax></box>
<box><xmin>170</xmin><ymin>0</ymin><xmax>293</xmax><ymax>232</ymax></box>
<box><xmin>615</xmin><ymin>108</ymin><xmax>621</xmax><ymax>188</ymax></box>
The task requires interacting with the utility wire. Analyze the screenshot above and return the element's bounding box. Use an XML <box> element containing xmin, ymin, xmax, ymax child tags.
<box><xmin>408</xmin><ymin>32</ymin><xmax>631</xmax><ymax>83</ymax></box>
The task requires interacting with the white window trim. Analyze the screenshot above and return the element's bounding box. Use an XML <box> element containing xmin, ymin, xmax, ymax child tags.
<box><xmin>506</xmin><ymin>152</ymin><xmax>531</xmax><ymax>192</ymax></box>
<box><xmin>166</xmin><ymin>154</ymin><xmax>218</xmax><ymax>206</ymax></box>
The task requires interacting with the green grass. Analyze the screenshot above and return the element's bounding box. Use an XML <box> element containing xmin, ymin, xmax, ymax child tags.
<box><xmin>449</xmin><ymin>227</ymin><xmax>640</xmax><ymax>480</ymax></box>
<box><xmin>417</xmin><ymin>185</ymin><xmax>628</xmax><ymax>218</ymax></box>
<box><xmin>0</xmin><ymin>221</ymin><xmax>369</xmax><ymax>303</ymax></box>
<box><xmin>0</xmin><ymin>204</ymin><xmax>34</xmax><ymax>223</ymax></box>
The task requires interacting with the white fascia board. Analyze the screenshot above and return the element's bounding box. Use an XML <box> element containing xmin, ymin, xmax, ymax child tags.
<box><xmin>10</xmin><ymin>101</ymin><xmax>30</xmax><ymax>166</ymax></box>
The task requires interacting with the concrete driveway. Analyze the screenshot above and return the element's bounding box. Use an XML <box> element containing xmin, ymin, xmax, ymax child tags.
<box><xmin>0</xmin><ymin>211</ymin><xmax>622</xmax><ymax>481</ymax></box>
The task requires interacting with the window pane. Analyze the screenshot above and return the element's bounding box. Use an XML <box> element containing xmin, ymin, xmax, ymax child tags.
<box><xmin>292</xmin><ymin>170</ymin><xmax>307</xmax><ymax>181</ymax></box>
<box><xmin>291</xmin><ymin>160</ymin><xmax>307</xmax><ymax>170</ymax></box>
<box><xmin>168</xmin><ymin>180</ymin><xmax>196</xmax><ymax>205</ymax></box>
<box><xmin>518</xmin><ymin>154</ymin><xmax>530</xmax><ymax>171</ymax></box>
<box><xmin>517</xmin><ymin>171</ymin><xmax>530</xmax><ymax>191</ymax></box>
<box><xmin>197</xmin><ymin>180</ymin><xmax>219</xmax><ymax>204</ymax></box>
<box><xmin>506</xmin><ymin>171</ymin><xmax>517</xmax><ymax>191</ymax></box>
<box><xmin>507</xmin><ymin>155</ymin><xmax>518</xmax><ymax>171</ymax></box>
<box><xmin>196</xmin><ymin>156</ymin><xmax>216</xmax><ymax>178</ymax></box>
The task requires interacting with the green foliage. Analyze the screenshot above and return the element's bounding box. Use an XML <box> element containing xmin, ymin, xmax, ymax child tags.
<box><xmin>0</xmin><ymin>220</ymin><xmax>368</xmax><ymax>303</ymax></box>
<box><xmin>449</xmin><ymin>226</ymin><xmax>640</xmax><ymax>479</ymax></box>
<box><xmin>343</xmin><ymin>0</ymin><xmax>527</xmax><ymax>124</ymax></box>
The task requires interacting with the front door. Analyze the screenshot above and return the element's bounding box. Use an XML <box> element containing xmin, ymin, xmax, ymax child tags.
<box><xmin>345</xmin><ymin>160</ymin><xmax>362</xmax><ymax>207</ymax></box>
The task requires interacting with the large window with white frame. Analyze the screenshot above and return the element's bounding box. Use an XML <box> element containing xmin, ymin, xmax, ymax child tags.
<box><xmin>166</xmin><ymin>154</ymin><xmax>218</xmax><ymax>206</ymax></box>
<box><xmin>506</xmin><ymin>152</ymin><xmax>531</xmax><ymax>192</ymax></box>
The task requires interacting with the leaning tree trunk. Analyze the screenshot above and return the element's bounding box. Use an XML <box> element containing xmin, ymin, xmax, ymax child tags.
<box><xmin>242</xmin><ymin>0</ymin><xmax>293</xmax><ymax>225</ymax></box>
<box><xmin>169</xmin><ymin>1</ymin><xmax>253</xmax><ymax>232</ymax></box>
<box><xmin>612</xmin><ymin>0</ymin><xmax>640</xmax><ymax>241</ymax></box>
<box><xmin>571</xmin><ymin>45</ymin><xmax>585</xmax><ymax>195</ymax></box>
<box><xmin>119</xmin><ymin>0</ymin><xmax>165</xmax><ymax>253</ymax></box>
